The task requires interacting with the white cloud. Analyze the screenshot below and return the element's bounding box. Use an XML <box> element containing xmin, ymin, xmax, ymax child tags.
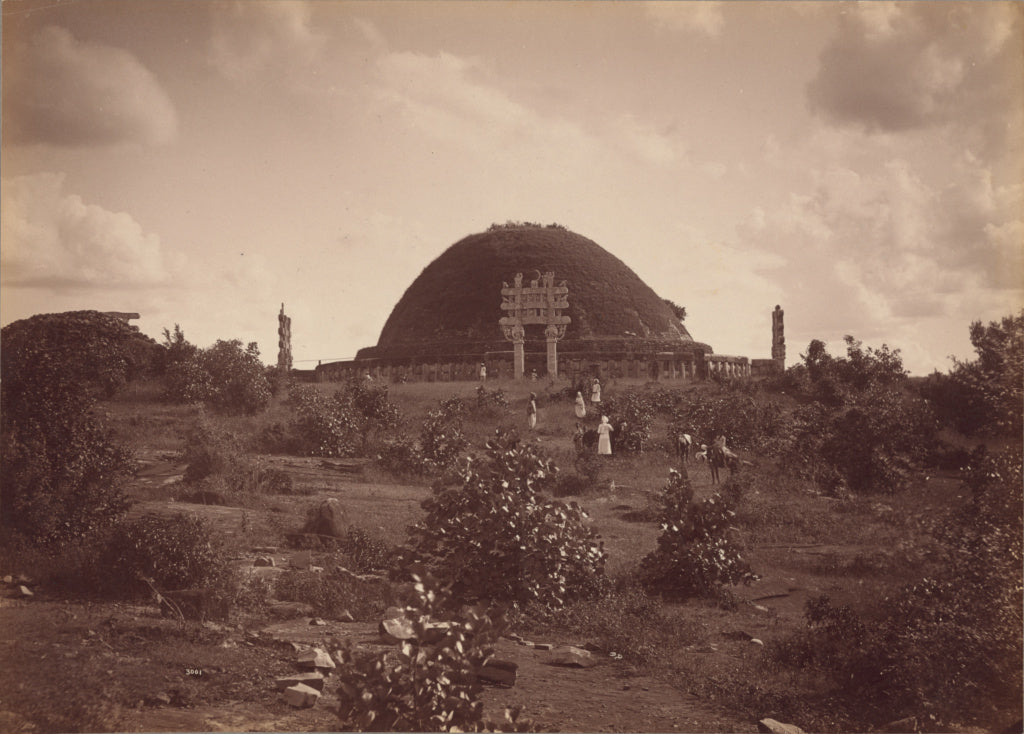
<box><xmin>3</xmin><ymin>26</ymin><xmax>177</xmax><ymax>146</ymax></box>
<box><xmin>1</xmin><ymin>173</ymin><xmax>176</xmax><ymax>289</ymax></box>
<box><xmin>210</xmin><ymin>0</ymin><xmax>325</xmax><ymax>80</ymax></box>
<box><xmin>644</xmin><ymin>1</ymin><xmax>725</xmax><ymax>38</ymax></box>
<box><xmin>807</xmin><ymin>2</ymin><xmax>1023</xmax><ymax>161</ymax></box>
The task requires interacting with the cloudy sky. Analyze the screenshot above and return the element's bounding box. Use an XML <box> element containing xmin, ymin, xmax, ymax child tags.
<box><xmin>2</xmin><ymin>1</ymin><xmax>1021</xmax><ymax>375</ymax></box>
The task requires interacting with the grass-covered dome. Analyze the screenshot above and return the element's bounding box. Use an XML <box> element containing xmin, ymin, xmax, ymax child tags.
<box><xmin>359</xmin><ymin>223</ymin><xmax>706</xmax><ymax>360</ymax></box>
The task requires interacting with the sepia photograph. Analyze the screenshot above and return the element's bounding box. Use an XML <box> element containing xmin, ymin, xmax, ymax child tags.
<box><xmin>1</xmin><ymin>2</ymin><xmax>1021</xmax><ymax>732</ymax></box>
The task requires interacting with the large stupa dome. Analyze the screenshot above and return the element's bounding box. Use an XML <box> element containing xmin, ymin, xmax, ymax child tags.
<box><xmin>357</xmin><ymin>224</ymin><xmax>711</xmax><ymax>361</ymax></box>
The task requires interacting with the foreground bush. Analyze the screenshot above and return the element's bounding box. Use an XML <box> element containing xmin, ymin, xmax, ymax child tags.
<box><xmin>396</xmin><ymin>430</ymin><xmax>607</xmax><ymax>607</ymax></box>
<box><xmin>640</xmin><ymin>469</ymin><xmax>756</xmax><ymax>599</ymax></box>
<box><xmin>335</xmin><ymin>574</ymin><xmax>516</xmax><ymax>732</ymax></box>
<box><xmin>0</xmin><ymin>312</ymin><xmax>155</xmax><ymax>545</ymax></box>
<box><xmin>99</xmin><ymin>513</ymin><xmax>230</xmax><ymax>599</ymax></box>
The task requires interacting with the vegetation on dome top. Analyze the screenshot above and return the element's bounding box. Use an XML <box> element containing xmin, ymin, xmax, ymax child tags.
<box><xmin>374</xmin><ymin>224</ymin><xmax>693</xmax><ymax>352</ymax></box>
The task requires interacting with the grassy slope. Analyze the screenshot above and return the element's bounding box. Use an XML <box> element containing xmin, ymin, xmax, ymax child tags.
<box><xmin>9</xmin><ymin>377</ymin><xmax>1014</xmax><ymax>733</ymax></box>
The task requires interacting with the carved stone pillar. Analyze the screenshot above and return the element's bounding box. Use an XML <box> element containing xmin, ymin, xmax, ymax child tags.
<box><xmin>544</xmin><ymin>323</ymin><xmax>565</xmax><ymax>377</ymax></box>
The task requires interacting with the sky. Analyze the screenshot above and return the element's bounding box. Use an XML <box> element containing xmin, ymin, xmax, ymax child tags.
<box><xmin>2</xmin><ymin>0</ymin><xmax>1022</xmax><ymax>376</ymax></box>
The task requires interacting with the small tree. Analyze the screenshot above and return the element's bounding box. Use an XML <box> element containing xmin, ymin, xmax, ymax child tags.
<box><xmin>163</xmin><ymin>337</ymin><xmax>271</xmax><ymax>414</ymax></box>
<box><xmin>397</xmin><ymin>430</ymin><xmax>607</xmax><ymax>608</ymax></box>
<box><xmin>922</xmin><ymin>311</ymin><xmax>1023</xmax><ymax>436</ymax></box>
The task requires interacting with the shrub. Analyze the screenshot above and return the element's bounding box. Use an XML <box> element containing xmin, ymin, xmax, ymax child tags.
<box><xmin>640</xmin><ymin>469</ymin><xmax>757</xmax><ymax>599</ymax></box>
<box><xmin>920</xmin><ymin>310</ymin><xmax>1023</xmax><ymax>437</ymax></box>
<box><xmin>671</xmin><ymin>393</ymin><xmax>787</xmax><ymax>454</ymax></box>
<box><xmin>180</xmin><ymin>417</ymin><xmax>293</xmax><ymax>494</ymax></box>
<box><xmin>99</xmin><ymin>514</ymin><xmax>230</xmax><ymax>599</ymax></box>
<box><xmin>163</xmin><ymin>338</ymin><xmax>271</xmax><ymax>415</ymax></box>
<box><xmin>0</xmin><ymin>312</ymin><xmax>154</xmax><ymax>546</ymax></box>
<box><xmin>335</xmin><ymin>573</ymin><xmax>512</xmax><ymax>732</ymax></box>
<box><xmin>273</xmin><ymin>567</ymin><xmax>396</xmax><ymax>621</ymax></box>
<box><xmin>418</xmin><ymin>401</ymin><xmax>469</xmax><ymax>473</ymax></box>
<box><xmin>396</xmin><ymin>429</ymin><xmax>607</xmax><ymax>608</ymax></box>
<box><xmin>288</xmin><ymin>381</ymin><xmax>401</xmax><ymax>458</ymax></box>
<box><xmin>474</xmin><ymin>385</ymin><xmax>509</xmax><ymax>415</ymax></box>
<box><xmin>377</xmin><ymin>435</ymin><xmax>427</xmax><ymax>477</ymax></box>
<box><xmin>601</xmin><ymin>391</ymin><xmax>655</xmax><ymax>453</ymax></box>
<box><xmin>774</xmin><ymin>448</ymin><xmax>1023</xmax><ymax>730</ymax></box>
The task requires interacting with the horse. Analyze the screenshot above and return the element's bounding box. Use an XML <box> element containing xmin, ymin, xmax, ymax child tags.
<box><xmin>709</xmin><ymin>446</ymin><xmax>739</xmax><ymax>484</ymax></box>
<box><xmin>675</xmin><ymin>433</ymin><xmax>693</xmax><ymax>462</ymax></box>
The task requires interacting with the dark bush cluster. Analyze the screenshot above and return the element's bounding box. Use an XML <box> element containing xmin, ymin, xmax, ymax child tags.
<box><xmin>163</xmin><ymin>337</ymin><xmax>271</xmax><ymax>415</ymax></box>
<box><xmin>0</xmin><ymin>311</ymin><xmax>157</xmax><ymax>545</ymax></box>
<box><xmin>180</xmin><ymin>417</ymin><xmax>293</xmax><ymax>495</ymax></box>
<box><xmin>396</xmin><ymin>429</ymin><xmax>607</xmax><ymax>608</ymax></box>
<box><xmin>774</xmin><ymin>447</ymin><xmax>1022</xmax><ymax>730</ymax></box>
<box><xmin>99</xmin><ymin>513</ymin><xmax>231</xmax><ymax>599</ymax></box>
<box><xmin>601</xmin><ymin>391</ymin><xmax>656</xmax><ymax>453</ymax></box>
<box><xmin>640</xmin><ymin>469</ymin><xmax>757</xmax><ymax>599</ymax></box>
<box><xmin>288</xmin><ymin>381</ymin><xmax>401</xmax><ymax>458</ymax></box>
<box><xmin>670</xmin><ymin>393</ymin><xmax>787</xmax><ymax>454</ymax></box>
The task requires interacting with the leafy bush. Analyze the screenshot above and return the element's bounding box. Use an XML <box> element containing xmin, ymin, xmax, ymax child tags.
<box><xmin>99</xmin><ymin>514</ymin><xmax>230</xmax><ymax>598</ymax></box>
<box><xmin>774</xmin><ymin>448</ymin><xmax>1022</xmax><ymax>730</ymax></box>
<box><xmin>273</xmin><ymin>567</ymin><xmax>397</xmax><ymax>621</ymax></box>
<box><xmin>335</xmin><ymin>573</ymin><xmax>521</xmax><ymax>732</ymax></box>
<box><xmin>288</xmin><ymin>381</ymin><xmax>401</xmax><ymax>457</ymax></box>
<box><xmin>601</xmin><ymin>391</ymin><xmax>655</xmax><ymax>453</ymax></box>
<box><xmin>180</xmin><ymin>417</ymin><xmax>293</xmax><ymax>494</ymax></box>
<box><xmin>163</xmin><ymin>337</ymin><xmax>271</xmax><ymax>415</ymax></box>
<box><xmin>640</xmin><ymin>469</ymin><xmax>757</xmax><ymax>599</ymax></box>
<box><xmin>670</xmin><ymin>393</ymin><xmax>787</xmax><ymax>454</ymax></box>
<box><xmin>0</xmin><ymin>311</ymin><xmax>155</xmax><ymax>546</ymax></box>
<box><xmin>418</xmin><ymin>400</ymin><xmax>469</xmax><ymax>472</ymax></box>
<box><xmin>920</xmin><ymin>310</ymin><xmax>1023</xmax><ymax>436</ymax></box>
<box><xmin>396</xmin><ymin>430</ymin><xmax>607</xmax><ymax>608</ymax></box>
<box><xmin>474</xmin><ymin>385</ymin><xmax>510</xmax><ymax>415</ymax></box>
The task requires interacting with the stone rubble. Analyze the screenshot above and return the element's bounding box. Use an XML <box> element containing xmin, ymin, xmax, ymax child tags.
<box><xmin>282</xmin><ymin>682</ymin><xmax>321</xmax><ymax>708</ymax></box>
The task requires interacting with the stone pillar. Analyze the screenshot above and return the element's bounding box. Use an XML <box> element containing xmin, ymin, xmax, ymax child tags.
<box><xmin>772</xmin><ymin>305</ymin><xmax>786</xmax><ymax>369</ymax></box>
<box><xmin>546</xmin><ymin>336</ymin><xmax>558</xmax><ymax>377</ymax></box>
<box><xmin>277</xmin><ymin>303</ymin><xmax>292</xmax><ymax>371</ymax></box>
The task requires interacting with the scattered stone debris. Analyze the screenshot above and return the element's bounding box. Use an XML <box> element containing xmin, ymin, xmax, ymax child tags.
<box><xmin>338</xmin><ymin>609</ymin><xmax>355</xmax><ymax>622</ymax></box>
<box><xmin>296</xmin><ymin>647</ymin><xmax>336</xmax><ymax>671</ymax></box>
<box><xmin>878</xmin><ymin>716</ymin><xmax>918</xmax><ymax>732</ymax></box>
<box><xmin>253</xmin><ymin>556</ymin><xmax>275</xmax><ymax>567</ymax></box>
<box><xmin>478</xmin><ymin>659</ymin><xmax>518</xmax><ymax>687</ymax></box>
<box><xmin>276</xmin><ymin>672</ymin><xmax>327</xmax><ymax>692</ymax></box>
<box><xmin>546</xmin><ymin>645</ymin><xmax>598</xmax><ymax>668</ymax></box>
<box><xmin>532</xmin><ymin>642</ymin><xmax>553</xmax><ymax>651</ymax></box>
<box><xmin>282</xmin><ymin>682</ymin><xmax>321</xmax><ymax>708</ymax></box>
<box><xmin>379</xmin><ymin>610</ymin><xmax>451</xmax><ymax>644</ymax></box>
<box><xmin>309</xmin><ymin>618</ymin><xmax>327</xmax><ymax>626</ymax></box>
<box><xmin>758</xmin><ymin>718</ymin><xmax>806</xmax><ymax>734</ymax></box>
<box><xmin>18</xmin><ymin>585</ymin><xmax>33</xmax><ymax>598</ymax></box>
<box><xmin>749</xmin><ymin>638</ymin><xmax>764</xmax><ymax>646</ymax></box>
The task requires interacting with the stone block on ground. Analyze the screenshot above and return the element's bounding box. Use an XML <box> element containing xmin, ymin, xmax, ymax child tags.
<box><xmin>282</xmin><ymin>683</ymin><xmax>321</xmax><ymax>708</ymax></box>
<box><xmin>758</xmin><ymin>718</ymin><xmax>806</xmax><ymax>734</ymax></box>
<box><xmin>546</xmin><ymin>645</ymin><xmax>598</xmax><ymax>668</ymax></box>
<box><xmin>253</xmin><ymin>556</ymin><xmax>275</xmax><ymax>567</ymax></box>
<box><xmin>478</xmin><ymin>659</ymin><xmax>518</xmax><ymax>686</ymax></box>
<box><xmin>296</xmin><ymin>647</ymin><xmax>336</xmax><ymax>670</ymax></box>
<box><xmin>267</xmin><ymin>601</ymin><xmax>316</xmax><ymax>620</ymax></box>
<box><xmin>301</xmin><ymin>498</ymin><xmax>347</xmax><ymax>538</ymax></box>
<box><xmin>275</xmin><ymin>672</ymin><xmax>326</xmax><ymax>692</ymax></box>
<box><xmin>379</xmin><ymin>615</ymin><xmax>415</xmax><ymax>643</ymax></box>
<box><xmin>18</xmin><ymin>585</ymin><xmax>33</xmax><ymax>598</ymax></box>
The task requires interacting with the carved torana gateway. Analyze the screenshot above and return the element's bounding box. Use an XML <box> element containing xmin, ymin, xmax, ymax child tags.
<box><xmin>499</xmin><ymin>271</ymin><xmax>570</xmax><ymax>379</ymax></box>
